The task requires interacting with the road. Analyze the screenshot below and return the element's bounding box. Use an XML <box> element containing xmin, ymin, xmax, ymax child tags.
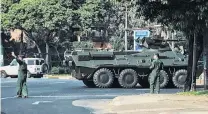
<box><xmin>1</xmin><ymin>78</ymin><xmax>182</xmax><ymax>114</ymax></box>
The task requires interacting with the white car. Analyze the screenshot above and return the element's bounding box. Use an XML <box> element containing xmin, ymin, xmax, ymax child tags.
<box><xmin>0</xmin><ymin>58</ymin><xmax>48</xmax><ymax>78</ymax></box>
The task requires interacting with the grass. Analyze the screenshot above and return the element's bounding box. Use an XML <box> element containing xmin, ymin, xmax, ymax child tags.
<box><xmin>177</xmin><ymin>90</ymin><xmax>208</xmax><ymax>96</ymax></box>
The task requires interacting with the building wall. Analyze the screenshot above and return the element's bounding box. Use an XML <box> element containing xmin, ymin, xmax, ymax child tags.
<box><xmin>10</xmin><ymin>29</ymin><xmax>27</xmax><ymax>43</ymax></box>
<box><xmin>93</xmin><ymin>42</ymin><xmax>112</xmax><ymax>49</ymax></box>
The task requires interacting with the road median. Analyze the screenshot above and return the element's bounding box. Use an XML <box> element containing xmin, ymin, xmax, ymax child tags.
<box><xmin>43</xmin><ymin>74</ymin><xmax>74</xmax><ymax>80</ymax></box>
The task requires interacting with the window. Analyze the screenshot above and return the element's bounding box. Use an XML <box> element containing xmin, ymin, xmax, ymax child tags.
<box><xmin>35</xmin><ymin>60</ymin><xmax>40</xmax><ymax>65</ymax></box>
<box><xmin>27</xmin><ymin>60</ymin><xmax>34</xmax><ymax>65</ymax></box>
<box><xmin>40</xmin><ymin>60</ymin><xmax>45</xmax><ymax>65</ymax></box>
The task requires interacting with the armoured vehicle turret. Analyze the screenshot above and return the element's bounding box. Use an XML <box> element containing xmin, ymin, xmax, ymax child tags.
<box><xmin>63</xmin><ymin>37</ymin><xmax>204</xmax><ymax>89</ymax></box>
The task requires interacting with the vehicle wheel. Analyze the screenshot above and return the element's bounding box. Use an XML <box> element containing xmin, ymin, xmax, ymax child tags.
<box><xmin>11</xmin><ymin>75</ymin><xmax>18</xmax><ymax>78</ymax></box>
<box><xmin>118</xmin><ymin>69</ymin><xmax>138</xmax><ymax>88</ymax></box>
<box><xmin>39</xmin><ymin>74</ymin><xmax>43</xmax><ymax>78</ymax></box>
<box><xmin>34</xmin><ymin>74</ymin><xmax>43</xmax><ymax>78</ymax></box>
<box><xmin>1</xmin><ymin>71</ymin><xmax>7</xmax><ymax>78</ymax></box>
<box><xmin>41</xmin><ymin>64</ymin><xmax>48</xmax><ymax>74</ymax></box>
<box><xmin>82</xmin><ymin>79</ymin><xmax>96</xmax><ymax>88</ymax></box>
<box><xmin>93</xmin><ymin>68</ymin><xmax>114</xmax><ymax>88</ymax></box>
<box><xmin>138</xmin><ymin>77</ymin><xmax>149</xmax><ymax>88</ymax></box>
<box><xmin>148</xmin><ymin>70</ymin><xmax>169</xmax><ymax>88</ymax></box>
<box><xmin>159</xmin><ymin>70</ymin><xmax>169</xmax><ymax>88</ymax></box>
<box><xmin>172</xmin><ymin>69</ymin><xmax>187</xmax><ymax>88</ymax></box>
<box><xmin>27</xmin><ymin>72</ymin><xmax>31</xmax><ymax>78</ymax></box>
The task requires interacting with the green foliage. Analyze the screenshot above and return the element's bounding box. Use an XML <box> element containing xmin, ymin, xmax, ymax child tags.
<box><xmin>177</xmin><ymin>90</ymin><xmax>208</xmax><ymax>96</ymax></box>
<box><xmin>72</xmin><ymin>41</ymin><xmax>94</xmax><ymax>49</ymax></box>
<box><xmin>135</xmin><ymin>0</ymin><xmax>208</xmax><ymax>34</ymax></box>
<box><xmin>1</xmin><ymin>0</ymin><xmax>72</xmax><ymax>31</ymax></box>
<box><xmin>109</xmin><ymin>36</ymin><xmax>124</xmax><ymax>51</ymax></box>
<box><xmin>1</xmin><ymin>0</ymin><xmax>155</xmax><ymax>52</ymax></box>
<box><xmin>50</xmin><ymin>66</ymin><xmax>69</xmax><ymax>74</ymax></box>
<box><xmin>51</xmin><ymin>67</ymin><xmax>59</xmax><ymax>74</ymax></box>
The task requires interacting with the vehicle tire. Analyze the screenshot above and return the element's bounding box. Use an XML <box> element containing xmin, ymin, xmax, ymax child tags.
<box><xmin>1</xmin><ymin>71</ymin><xmax>7</xmax><ymax>78</ymax></box>
<box><xmin>11</xmin><ymin>75</ymin><xmax>18</xmax><ymax>78</ymax></box>
<box><xmin>148</xmin><ymin>70</ymin><xmax>169</xmax><ymax>88</ymax></box>
<box><xmin>172</xmin><ymin>69</ymin><xmax>187</xmax><ymax>88</ymax></box>
<box><xmin>93</xmin><ymin>68</ymin><xmax>114</xmax><ymax>88</ymax></box>
<box><xmin>158</xmin><ymin>70</ymin><xmax>169</xmax><ymax>88</ymax></box>
<box><xmin>39</xmin><ymin>74</ymin><xmax>43</xmax><ymax>78</ymax></box>
<box><xmin>118</xmin><ymin>69</ymin><xmax>138</xmax><ymax>88</ymax></box>
<box><xmin>34</xmin><ymin>74</ymin><xmax>43</xmax><ymax>78</ymax></box>
<box><xmin>82</xmin><ymin>79</ymin><xmax>96</xmax><ymax>88</ymax></box>
<box><xmin>41</xmin><ymin>64</ymin><xmax>48</xmax><ymax>74</ymax></box>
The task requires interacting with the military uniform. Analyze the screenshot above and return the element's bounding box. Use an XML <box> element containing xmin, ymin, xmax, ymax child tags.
<box><xmin>15</xmin><ymin>56</ymin><xmax>28</xmax><ymax>98</ymax></box>
<box><xmin>149</xmin><ymin>59</ymin><xmax>164</xmax><ymax>94</ymax></box>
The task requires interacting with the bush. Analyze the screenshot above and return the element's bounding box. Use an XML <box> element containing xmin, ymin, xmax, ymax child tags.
<box><xmin>177</xmin><ymin>90</ymin><xmax>208</xmax><ymax>96</ymax></box>
<box><xmin>50</xmin><ymin>67</ymin><xmax>71</xmax><ymax>74</ymax></box>
<box><xmin>59</xmin><ymin>67</ymin><xmax>65</xmax><ymax>74</ymax></box>
<box><xmin>50</xmin><ymin>67</ymin><xmax>59</xmax><ymax>74</ymax></box>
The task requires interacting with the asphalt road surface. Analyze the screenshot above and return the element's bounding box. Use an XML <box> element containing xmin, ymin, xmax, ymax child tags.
<box><xmin>1</xmin><ymin>78</ymin><xmax>183</xmax><ymax>114</ymax></box>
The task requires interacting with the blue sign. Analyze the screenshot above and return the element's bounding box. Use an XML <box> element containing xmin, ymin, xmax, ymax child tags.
<box><xmin>133</xmin><ymin>30</ymin><xmax>150</xmax><ymax>51</ymax></box>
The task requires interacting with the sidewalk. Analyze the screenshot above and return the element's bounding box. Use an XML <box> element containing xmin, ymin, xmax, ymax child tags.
<box><xmin>83</xmin><ymin>94</ymin><xmax>208</xmax><ymax>114</ymax></box>
<box><xmin>43</xmin><ymin>74</ymin><xmax>74</xmax><ymax>79</ymax></box>
<box><xmin>106</xmin><ymin>94</ymin><xmax>208</xmax><ymax>114</ymax></box>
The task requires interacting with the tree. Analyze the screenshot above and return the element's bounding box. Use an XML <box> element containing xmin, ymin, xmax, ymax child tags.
<box><xmin>131</xmin><ymin>0</ymin><xmax>208</xmax><ymax>91</ymax></box>
<box><xmin>1</xmin><ymin>0</ymin><xmax>73</xmax><ymax>69</ymax></box>
<box><xmin>76</xmin><ymin>0</ymin><xmax>150</xmax><ymax>50</ymax></box>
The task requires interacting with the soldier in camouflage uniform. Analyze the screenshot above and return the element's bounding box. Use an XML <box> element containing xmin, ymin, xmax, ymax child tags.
<box><xmin>149</xmin><ymin>53</ymin><xmax>164</xmax><ymax>94</ymax></box>
<box><xmin>12</xmin><ymin>52</ymin><xmax>28</xmax><ymax>98</ymax></box>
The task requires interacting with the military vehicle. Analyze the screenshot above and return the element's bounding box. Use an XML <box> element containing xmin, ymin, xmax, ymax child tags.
<box><xmin>63</xmin><ymin>37</ymin><xmax>204</xmax><ymax>89</ymax></box>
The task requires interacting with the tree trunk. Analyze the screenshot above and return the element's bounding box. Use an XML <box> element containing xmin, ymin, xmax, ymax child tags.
<box><xmin>53</xmin><ymin>46</ymin><xmax>61</xmax><ymax>62</ymax></box>
<box><xmin>203</xmin><ymin>28</ymin><xmax>208</xmax><ymax>90</ymax></box>
<box><xmin>33</xmin><ymin>41</ymin><xmax>42</xmax><ymax>57</ymax></box>
<box><xmin>21</xmin><ymin>29</ymin><xmax>42</xmax><ymax>57</ymax></box>
<box><xmin>19</xmin><ymin>30</ymin><xmax>24</xmax><ymax>55</ymax></box>
<box><xmin>45</xmin><ymin>43</ymin><xmax>50</xmax><ymax>71</ymax></box>
<box><xmin>192</xmin><ymin>33</ymin><xmax>203</xmax><ymax>90</ymax></box>
<box><xmin>184</xmin><ymin>35</ymin><xmax>194</xmax><ymax>92</ymax></box>
<box><xmin>191</xmin><ymin>33</ymin><xmax>197</xmax><ymax>91</ymax></box>
<box><xmin>184</xmin><ymin>33</ymin><xmax>203</xmax><ymax>92</ymax></box>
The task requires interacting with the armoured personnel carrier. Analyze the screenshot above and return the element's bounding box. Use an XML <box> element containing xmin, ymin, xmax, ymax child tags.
<box><xmin>63</xmin><ymin>37</ymin><xmax>204</xmax><ymax>88</ymax></box>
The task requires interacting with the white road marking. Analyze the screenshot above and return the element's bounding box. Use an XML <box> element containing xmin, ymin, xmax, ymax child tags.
<box><xmin>1</xmin><ymin>96</ymin><xmax>16</xmax><ymax>100</ymax></box>
<box><xmin>0</xmin><ymin>81</ymin><xmax>17</xmax><ymax>83</ymax></box>
<box><xmin>32</xmin><ymin>101</ymin><xmax>53</xmax><ymax>105</ymax></box>
<box><xmin>1</xmin><ymin>86</ymin><xmax>14</xmax><ymax>88</ymax></box>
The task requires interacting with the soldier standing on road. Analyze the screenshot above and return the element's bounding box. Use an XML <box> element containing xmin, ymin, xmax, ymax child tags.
<box><xmin>149</xmin><ymin>53</ymin><xmax>164</xmax><ymax>94</ymax></box>
<box><xmin>12</xmin><ymin>52</ymin><xmax>28</xmax><ymax>98</ymax></box>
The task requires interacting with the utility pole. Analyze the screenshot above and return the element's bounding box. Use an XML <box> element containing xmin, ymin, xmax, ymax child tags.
<box><xmin>191</xmin><ymin>32</ymin><xmax>197</xmax><ymax>91</ymax></box>
<box><xmin>124</xmin><ymin>4</ymin><xmax>128</xmax><ymax>51</ymax></box>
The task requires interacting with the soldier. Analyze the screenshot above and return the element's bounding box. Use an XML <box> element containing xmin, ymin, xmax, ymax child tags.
<box><xmin>12</xmin><ymin>52</ymin><xmax>28</xmax><ymax>98</ymax></box>
<box><xmin>149</xmin><ymin>53</ymin><xmax>164</xmax><ymax>94</ymax></box>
